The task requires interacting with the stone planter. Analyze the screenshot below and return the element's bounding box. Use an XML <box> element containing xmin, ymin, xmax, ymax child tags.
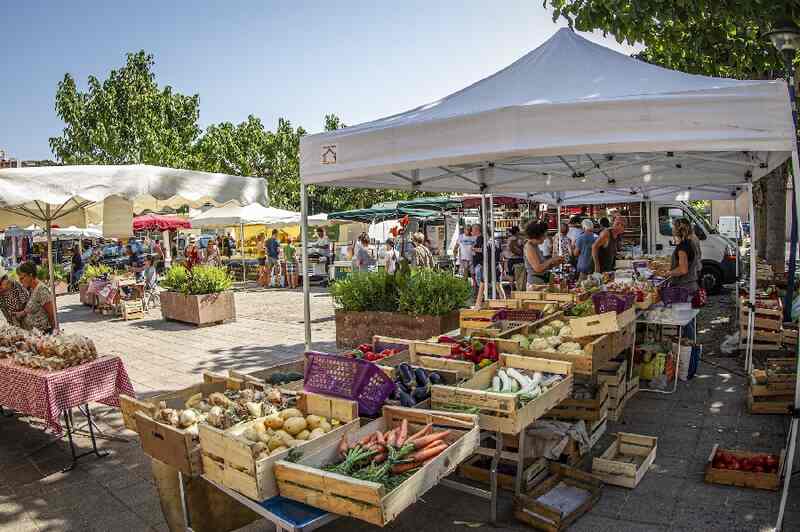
<box><xmin>160</xmin><ymin>291</ymin><xmax>236</xmax><ymax>326</ymax></box>
<box><xmin>54</xmin><ymin>281</ymin><xmax>68</xmax><ymax>297</ymax></box>
<box><xmin>79</xmin><ymin>283</ymin><xmax>92</xmax><ymax>305</ymax></box>
<box><xmin>334</xmin><ymin>309</ymin><xmax>460</xmax><ymax>349</ymax></box>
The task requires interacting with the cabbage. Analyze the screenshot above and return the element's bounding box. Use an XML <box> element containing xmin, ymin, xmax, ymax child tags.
<box><xmin>558</xmin><ymin>342</ymin><xmax>582</xmax><ymax>353</ymax></box>
<box><xmin>546</xmin><ymin>335</ymin><xmax>562</xmax><ymax>347</ymax></box>
<box><xmin>549</xmin><ymin>320</ymin><xmax>565</xmax><ymax>330</ymax></box>
<box><xmin>537</xmin><ymin>325</ymin><xmax>556</xmax><ymax>337</ymax></box>
<box><xmin>558</xmin><ymin>326</ymin><xmax>573</xmax><ymax>338</ymax></box>
<box><xmin>530</xmin><ymin>338</ymin><xmax>549</xmax><ymax>351</ymax></box>
<box><xmin>543</xmin><ymin>347</ymin><xmax>557</xmax><ymax>353</ymax></box>
<box><xmin>510</xmin><ymin>334</ymin><xmax>530</xmax><ymax>349</ymax></box>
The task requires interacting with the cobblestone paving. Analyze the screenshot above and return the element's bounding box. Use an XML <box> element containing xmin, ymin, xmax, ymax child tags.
<box><xmin>0</xmin><ymin>288</ymin><xmax>798</xmax><ymax>532</ymax></box>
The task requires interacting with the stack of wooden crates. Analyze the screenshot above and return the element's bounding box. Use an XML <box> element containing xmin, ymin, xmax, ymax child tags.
<box><xmin>740</xmin><ymin>298</ymin><xmax>783</xmax><ymax>351</ymax></box>
<box><xmin>748</xmin><ymin>358</ymin><xmax>796</xmax><ymax>414</ymax></box>
<box><xmin>597</xmin><ymin>358</ymin><xmax>639</xmax><ymax>421</ymax></box>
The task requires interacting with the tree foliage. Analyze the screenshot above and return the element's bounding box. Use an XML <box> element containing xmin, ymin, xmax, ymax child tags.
<box><xmin>50</xmin><ymin>51</ymin><xmax>200</xmax><ymax>166</ymax></box>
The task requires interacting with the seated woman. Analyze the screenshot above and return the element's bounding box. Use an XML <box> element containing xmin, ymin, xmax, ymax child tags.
<box><xmin>0</xmin><ymin>267</ymin><xmax>30</xmax><ymax>326</ymax></box>
<box><xmin>14</xmin><ymin>261</ymin><xmax>55</xmax><ymax>334</ymax></box>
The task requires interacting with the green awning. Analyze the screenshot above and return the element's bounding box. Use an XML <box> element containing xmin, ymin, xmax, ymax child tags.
<box><xmin>328</xmin><ymin>206</ymin><xmax>440</xmax><ymax>223</ymax></box>
<box><xmin>373</xmin><ymin>196</ymin><xmax>462</xmax><ymax>212</ymax></box>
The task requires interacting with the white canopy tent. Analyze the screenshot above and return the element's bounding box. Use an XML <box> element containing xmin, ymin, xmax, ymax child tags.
<box><xmin>191</xmin><ymin>203</ymin><xmax>300</xmax><ymax>228</ymax></box>
<box><xmin>0</xmin><ymin>164</ymin><xmax>268</xmax><ymax>330</ymax></box>
<box><xmin>298</xmin><ymin>29</ymin><xmax>800</xmax><ymax>525</ymax></box>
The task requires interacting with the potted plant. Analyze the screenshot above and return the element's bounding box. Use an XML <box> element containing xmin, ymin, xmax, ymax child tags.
<box><xmin>331</xmin><ymin>267</ymin><xmax>470</xmax><ymax>348</ymax></box>
<box><xmin>78</xmin><ymin>264</ymin><xmax>112</xmax><ymax>305</ymax></box>
<box><xmin>159</xmin><ymin>265</ymin><xmax>235</xmax><ymax>325</ymax></box>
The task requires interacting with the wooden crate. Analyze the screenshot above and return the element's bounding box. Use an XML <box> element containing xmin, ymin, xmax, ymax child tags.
<box><xmin>545</xmin><ymin>382</ymin><xmax>608</xmax><ymax>422</ymax></box>
<box><xmin>782</xmin><ymin>326</ymin><xmax>798</xmax><ymax>347</ymax></box>
<box><xmin>229</xmin><ymin>359</ymin><xmax>305</xmax><ymax>394</ymax></box>
<box><xmin>431</xmin><ymin>354</ymin><xmax>573</xmax><ymax>434</ymax></box>
<box><xmin>378</xmin><ymin>360</ymin><xmax>461</xmax><ymax>385</ymax></box>
<box><xmin>519</xmin><ymin>333</ymin><xmax>615</xmax><ymax>376</ymax></box>
<box><xmin>740</xmin><ymin>298</ymin><xmax>783</xmax><ymax>326</ymax></box>
<box><xmin>462</xmin><ymin>320</ymin><xmax>529</xmax><ymax>339</ymax></box>
<box><xmin>458</xmin><ymin>455</ymin><xmax>547</xmax><ymax>492</ymax></box>
<box><xmin>409</xmin><ymin>341</ymin><xmax>478</xmax><ymax>379</ymax></box>
<box><xmin>274</xmin><ymin>407</ymin><xmax>480</xmax><ymax>527</ymax></box>
<box><xmin>592</xmin><ymin>433</ymin><xmax>657</xmax><ymax>488</ymax></box>
<box><xmin>488</xmin><ymin>298</ymin><xmax>523</xmax><ymax>309</ymax></box>
<box><xmin>459</xmin><ymin>309</ymin><xmax>501</xmax><ymax>330</ymax></box>
<box><xmin>570</xmin><ymin>307</ymin><xmax>636</xmax><ymax>338</ymax></box>
<box><xmin>513</xmin><ymin>291</ymin><xmax>543</xmax><ymax>301</ymax></box>
<box><xmin>608</xmin><ymin>376</ymin><xmax>639</xmax><ymax>422</ymax></box>
<box><xmin>597</xmin><ymin>359</ymin><xmax>627</xmax><ymax>407</ymax></box>
<box><xmin>747</xmin><ymin>385</ymin><xmax>793</xmax><ymax>415</ymax></box>
<box><xmin>766</xmin><ymin>358</ymin><xmax>797</xmax><ymax>383</ymax></box>
<box><xmin>704</xmin><ymin>445</ymin><xmax>785</xmax><ymax>491</ymax></box>
<box><xmin>122</xmin><ymin>373</ymin><xmax>248</xmax><ymax>476</ymax></box>
<box><xmin>513</xmin><ymin>463</ymin><xmax>602</xmax><ymax>532</ymax></box>
<box><xmin>199</xmin><ymin>392</ymin><xmax>360</xmax><ymax>501</ymax></box>
<box><xmin>120</xmin><ymin>299</ymin><xmax>144</xmax><ymax>320</ymax></box>
<box><xmin>611</xmin><ymin>323</ymin><xmax>636</xmax><ymax>355</ymax></box>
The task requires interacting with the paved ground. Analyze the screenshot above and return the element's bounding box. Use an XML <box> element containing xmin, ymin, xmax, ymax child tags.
<box><xmin>0</xmin><ymin>287</ymin><xmax>798</xmax><ymax>532</ymax></box>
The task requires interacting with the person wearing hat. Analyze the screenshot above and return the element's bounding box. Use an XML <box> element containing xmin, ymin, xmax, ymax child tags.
<box><xmin>0</xmin><ymin>266</ymin><xmax>29</xmax><ymax>327</ymax></box>
<box><xmin>184</xmin><ymin>237</ymin><xmax>201</xmax><ymax>270</ymax></box>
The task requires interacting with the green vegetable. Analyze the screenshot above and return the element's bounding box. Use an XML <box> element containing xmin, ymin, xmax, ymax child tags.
<box><xmin>160</xmin><ymin>265</ymin><xmax>232</xmax><ymax>294</ymax></box>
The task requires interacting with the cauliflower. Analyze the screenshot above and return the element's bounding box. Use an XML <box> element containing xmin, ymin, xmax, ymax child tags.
<box><xmin>544</xmin><ymin>347</ymin><xmax>557</xmax><ymax>353</ymax></box>
<box><xmin>537</xmin><ymin>325</ymin><xmax>556</xmax><ymax>337</ymax></box>
<box><xmin>511</xmin><ymin>334</ymin><xmax>529</xmax><ymax>349</ymax></box>
<box><xmin>546</xmin><ymin>335</ymin><xmax>562</xmax><ymax>347</ymax></box>
<box><xmin>558</xmin><ymin>326</ymin><xmax>573</xmax><ymax>338</ymax></box>
<box><xmin>558</xmin><ymin>342</ymin><xmax>583</xmax><ymax>354</ymax></box>
<box><xmin>549</xmin><ymin>320</ymin><xmax>565</xmax><ymax>330</ymax></box>
<box><xmin>530</xmin><ymin>337</ymin><xmax>549</xmax><ymax>351</ymax></box>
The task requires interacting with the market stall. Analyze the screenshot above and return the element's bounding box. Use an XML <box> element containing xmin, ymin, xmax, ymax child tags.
<box><xmin>294</xmin><ymin>27</ymin><xmax>797</xmax><ymax>528</ymax></box>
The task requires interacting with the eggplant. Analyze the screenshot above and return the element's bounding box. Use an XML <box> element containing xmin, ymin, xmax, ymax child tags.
<box><xmin>397</xmin><ymin>363</ymin><xmax>414</xmax><ymax>387</ymax></box>
<box><xmin>398</xmin><ymin>389</ymin><xmax>416</xmax><ymax>408</ymax></box>
<box><xmin>396</xmin><ymin>380</ymin><xmax>412</xmax><ymax>394</ymax></box>
<box><xmin>414</xmin><ymin>368</ymin><xmax>429</xmax><ymax>388</ymax></box>
<box><xmin>427</xmin><ymin>372</ymin><xmax>443</xmax><ymax>385</ymax></box>
<box><xmin>412</xmin><ymin>386</ymin><xmax>430</xmax><ymax>404</ymax></box>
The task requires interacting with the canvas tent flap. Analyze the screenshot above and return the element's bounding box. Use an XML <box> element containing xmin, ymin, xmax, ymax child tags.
<box><xmin>300</xmin><ymin>29</ymin><xmax>793</xmax><ymax>193</ymax></box>
<box><xmin>191</xmin><ymin>203</ymin><xmax>300</xmax><ymax>228</ymax></box>
<box><xmin>0</xmin><ymin>164</ymin><xmax>268</xmax><ymax>210</ymax></box>
<box><xmin>527</xmin><ymin>184</ymin><xmax>747</xmax><ymax>206</ymax></box>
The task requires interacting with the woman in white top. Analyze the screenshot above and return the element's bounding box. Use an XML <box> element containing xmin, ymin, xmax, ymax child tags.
<box><xmin>384</xmin><ymin>238</ymin><xmax>399</xmax><ymax>274</ymax></box>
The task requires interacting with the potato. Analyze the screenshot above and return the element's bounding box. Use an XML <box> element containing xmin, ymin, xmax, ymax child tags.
<box><xmin>242</xmin><ymin>427</ymin><xmax>260</xmax><ymax>442</ymax></box>
<box><xmin>258</xmin><ymin>432</ymin><xmax>271</xmax><ymax>445</ymax></box>
<box><xmin>267</xmin><ymin>435</ymin><xmax>285</xmax><ymax>451</ymax></box>
<box><xmin>279</xmin><ymin>408</ymin><xmax>304</xmax><ymax>420</ymax></box>
<box><xmin>305</xmin><ymin>414</ymin><xmax>322</xmax><ymax>430</ymax></box>
<box><xmin>264</xmin><ymin>414</ymin><xmax>283</xmax><ymax>430</ymax></box>
<box><xmin>254</xmin><ymin>422</ymin><xmax>268</xmax><ymax>436</ymax></box>
<box><xmin>295</xmin><ymin>430</ymin><xmax>310</xmax><ymax>441</ymax></box>
<box><xmin>308</xmin><ymin>428</ymin><xmax>326</xmax><ymax>440</ymax></box>
<box><xmin>270</xmin><ymin>446</ymin><xmax>288</xmax><ymax>456</ymax></box>
<box><xmin>318</xmin><ymin>420</ymin><xmax>332</xmax><ymax>433</ymax></box>
<box><xmin>283</xmin><ymin>417</ymin><xmax>307</xmax><ymax>436</ymax></box>
<box><xmin>277</xmin><ymin>431</ymin><xmax>295</xmax><ymax>447</ymax></box>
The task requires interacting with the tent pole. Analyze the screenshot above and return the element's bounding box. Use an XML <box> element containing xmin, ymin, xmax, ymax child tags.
<box><xmin>240</xmin><ymin>223</ymin><xmax>246</xmax><ymax>285</ymax></box>
<box><xmin>490</xmin><ymin>195</ymin><xmax>496</xmax><ymax>299</ymax></box>
<box><xmin>481</xmin><ymin>193</ymin><xmax>489</xmax><ymax>303</ymax></box>
<box><xmin>556</xmin><ymin>203</ymin><xmax>561</xmax><ymax>257</ymax></box>
<box><xmin>45</xmin><ymin>206</ymin><xmax>58</xmax><ymax>333</ymax></box>
<box><xmin>746</xmin><ymin>183</ymin><xmax>756</xmax><ymax>374</ymax></box>
<box><xmin>301</xmin><ymin>184</ymin><xmax>311</xmax><ymax>351</ymax></box>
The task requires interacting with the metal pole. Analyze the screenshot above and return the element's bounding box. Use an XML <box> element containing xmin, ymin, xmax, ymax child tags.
<box><xmin>746</xmin><ymin>183</ymin><xmax>756</xmax><ymax>373</ymax></box>
<box><xmin>490</xmin><ymin>195</ymin><xmax>496</xmax><ymax>299</ymax></box>
<box><xmin>45</xmin><ymin>205</ymin><xmax>58</xmax><ymax>332</ymax></box>
<box><xmin>481</xmin><ymin>194</ymin><xmax>489</xmax><ymax>302</ymax></box>
<box><xmin>301</xmin><ymin>184</ymin><xmax>311</xmax><ymax>351</ymax></box>
<box><xmin>556</xmin><ymin>203</ymin><xmax>562</xmax><ymax>257</ymax></box>
<box><xmin>240</xmin><ymin>223</ymin><xmax>246</xmax><ymax>284</ymax></box>
<box><xmin>783</xmin><ymin>49</ymin><xmax>800</xmax><ymax>322</ymax></box>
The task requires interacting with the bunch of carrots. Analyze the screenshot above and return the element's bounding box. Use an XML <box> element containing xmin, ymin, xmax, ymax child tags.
<box><xmin>328</xmin><ymin>419</ymin><xmax>451</xmax><ymax>487</ymax></box>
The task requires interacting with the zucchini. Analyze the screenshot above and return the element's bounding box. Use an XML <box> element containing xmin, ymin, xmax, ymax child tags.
<box><xmin>491</xmin><ymin>376</ymin><xmax>501</xmax><ymax>392</ymax></box>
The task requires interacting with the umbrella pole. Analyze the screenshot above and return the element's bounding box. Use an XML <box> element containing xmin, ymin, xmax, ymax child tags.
<box><xmin>45</xmin><ymin>206</ymin><xmax>58</xmax><ymax>332</ymax></box>
<box><xmin>301</xmin><ymin>184</ymin><xmax>311</xmax><ymax>350</ymax></box>
<box><xmin>490</xmin><ymin>195</ymin><xmax>496</xmax><ymax>299</ymax></box>
<box><xmin>240</xmin><ymin>223</ymin><xmax>246</xmax><ymax>285</ymax></box>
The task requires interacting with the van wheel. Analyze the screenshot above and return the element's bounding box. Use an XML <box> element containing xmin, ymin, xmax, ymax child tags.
<box><xmin>700</xmin><ymin>265</ymin><xmax>723</xmax><ymax>295</ymax></box>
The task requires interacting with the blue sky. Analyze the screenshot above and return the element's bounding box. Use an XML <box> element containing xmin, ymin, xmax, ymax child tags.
<box><xmin>1</xmin><ymin>0</ymin><xmax>637</xmax><ymax>160</ymax></box>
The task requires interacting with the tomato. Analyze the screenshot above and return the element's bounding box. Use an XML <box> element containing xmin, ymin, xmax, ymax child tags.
<box><xmin>365</xmin><ymin>352</ymin><xmax>377</xmax><ymax>361</ymax></box>
<box><xmin>753</xmin><ymin>466</ymin><xmax>764</xmax><ymax>473</ymax></box>
<box><xmin>740</xmin><ymin>458</ymin><xmax>752</xmax><ymax>471</ymax></box>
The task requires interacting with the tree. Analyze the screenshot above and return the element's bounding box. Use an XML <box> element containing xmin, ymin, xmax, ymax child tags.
<box><xmin>544</xmin><ymin>1</ymin><xmax>799</xmax><ymax>272</ymax></box>
<box><xmin>50</xmin><ymin>51</ymin><xmax>200</xmax><ymax>167</ymax></box>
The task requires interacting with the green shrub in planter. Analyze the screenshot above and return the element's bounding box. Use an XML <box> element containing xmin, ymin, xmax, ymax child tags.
<box><xmin>161</xmin><ymin>265</ymin><xmax>232</xmax><ymax>295</ymax></box>
<box><xmin>79</xmin><ymin>264</ymin><xmax>111</xmax><ymax>283</ymax></box>
<box><xmin>330</xmin><ymin>271</ymin><xmax>400</xmax><ymax>312</ymax></box>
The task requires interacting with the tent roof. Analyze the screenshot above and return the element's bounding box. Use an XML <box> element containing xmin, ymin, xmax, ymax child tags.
<box><xmin>0</xmin><ymin>164</ymin><xmax>268</xmax><ymax>213</ymax></box>
<box><xmin>300</xmin><ymin>29</ymin><xmax>792</xmax><ymax>193</ymax></box>
<box><xmin>191</xmin><ymin>203</ymin><xmax>300</xmax><ymax>228</ymax></box>
<box><xmin>524</xmin><ymin>184</ymin><xmax>747</xmax><ymax>206</ymax></box>
<box><xmin>133</xmin><ymin>213</ymin><xmax>192</xmax><ymax>231</ymax></box>
<box><xmin>373</xmin><ymin>197</ymin><xmax>464</xmax><ymax>211</ymax></box>
<box><xmin>328</xmin><ymin>207</ymin><xmax>439</xmax><ymax>223</ymax></box>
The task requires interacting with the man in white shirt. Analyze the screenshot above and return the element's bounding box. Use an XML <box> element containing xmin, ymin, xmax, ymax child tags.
<box><xmin>566</xmin><ymin>215</ymin><xmax>584</xmax><ymax>245</ymax></box>
<box><xmin>452</xmin><ymin>226</ymin><xmax>477</xmax><ymax>278</ymax></box>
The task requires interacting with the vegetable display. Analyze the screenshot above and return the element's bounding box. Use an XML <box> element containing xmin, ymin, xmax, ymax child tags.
<box><xmin>236</xmin><ymin>407</ymin><xmax>343</xmax><ymax>459</ymax></box>
<box><xmin>0</xmin><ymin>325</ymin><xmax>98</xmax><ymax>370</ymax></box>
<box><xmin>565</xmin><ymin>300</ymin><xmax>594</xmax><ymax>317</ymax></box>
<box><xmin>509</xmin><ymin>321</ymin><xmax>583</xmax><ymax>356</ymax></box>
<box><xmin>711</xmin><ymin>450</ymin><xmax>780</xmax><ymax>474</ymax></box>
<box><xmin>345</xmin><ymin>343</ymin><xmax>400</xmax><ymax>362</ymax></box>
<box><xmin>322</xmin><ymin>420</ymin><xmax>451</xmax><ymax>490</ymax></box>
<box><xmin>436</xmin><ymin>336</ymin><xmax>498</xmax><ymax>368</ymax></box>
<box><xmin>389</xmin><ymin>363</ymin><xmax>443</xmax><ymax>407</ymax></box>
<box><xmin>486</xmin><ymin>368</ymin><xmax>565</xmax><ymax>404</ymax></box>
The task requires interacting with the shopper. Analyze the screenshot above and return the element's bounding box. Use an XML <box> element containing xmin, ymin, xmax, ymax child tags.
<box><xmin>352</xmin><ymin>233</ymin><xmax>373</xmax><ymax>272</ymax></box>
<box><xmin>556</xmin><ymin>222</ymin><xmax>573</xmax><ymax>258</ymax></box>
<box><xmin>567</xmin><ymin>216</ymin><xmax>583</xmax><ymax>244</ymax></box>
<box><xmin>573</xmin><ymin>219</ymin><xmax>597</xmax><ymax>280</ymax></box>
<box><xmin>385</xmin><ymin>238</ymin><xmax>399</xmax><ymax>274</ymax></box>
<box><xmin>284</xmin><ymin>237</ymin><xmax>298</xmax><ymax>288</ymax></box>
<box><xmin>126</xmin><ymin>244</ymin><xmax>145</xmax><ymax>281</ymax></box>
<box><xmin>473</xmin><ymin>231</ymin><xmax>505</xmax><ymax>308</ymax></box>
<box><xmin>14</xmin><ymin>261</ymin><xmax>55</xmax><ymax>334</ymax></box>
<box><xmin>204</xmin><ymin>240</ymin><xmax>221</xmax><ymax>267</ymax></box>
<box><xmin>70</xmin><ymin>245</ymin><xmax>84</xmax><ymax>292</ymax></box>
<box><xmin>0</xmin><ymin>267</ymin><xmax>29</xmax><ymax>326</ymax></box>
<box><xmin>184</xmin><ymin>238</ymin><xmax>201</xmax><ymax>270</ymax></box>
<box><xmin>266</xmin><ymin>229</ymin><xmax>281</xmax><ymax>285</ymax></box>
<box><xmin>411</xmin><ymin>232</ymin><xmax>434</xmax><ymax>269</ymax></box>
<box><xmin>592</xmin><ymin>215</ymin><xmax>625</xmax><ymax>273</ymax></box>
<box><xmin>666</xmin><ymin>218</ymin><xmax>699</xmax><ymax>295</ymax></box>
<box><xmin>506</xmin><ymin>226</ymin><xmax>525</xmax><ymax>290</ymax></box>
<box><xmin>524</xmin><ymin>221</ymin><xmax>564</xmax><ymax>289</ymax></box>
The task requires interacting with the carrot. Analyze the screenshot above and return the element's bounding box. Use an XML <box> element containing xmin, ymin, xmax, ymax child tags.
<box><xmin>358</xmin><ymin>433</ymin><xmax>374</xmax><ymax>447</ymax></box>
<box><xmin>406</xmin><ymin>423</ymin><xmax>432</xmax><ymax>443</ymax></box>
<box><xmin>376</xmin><ymin>431</ymin><xmax>386</xmax><ymax>446</ymax></box>
<box><xmin>373</xmin><ymin>453</ymin><xmax>386</xmax><ymax>464</ymax></box>
<box><xmin>411</xmin><ymin>430</ymin><xmax>450</xmax><ymax>450</ymax></box>
<box><xmin>391</xmin><ymin>462</ymin><xmax>421</xmax><ymax>474</ymax></box>
<box><xmin>387</xmin><ymin>428</ymin><xmax>397</xmax><ymax>448</ymax></box>
<box><xmin>338</xmin><ymin>435</ymin><xmax>349</xmax><ymax>457</ymax></box>
<box><xmin>412</xmin><ymin>442</ymin><xmax>447</xmax><ymax>462</ymax></box>
<box><xmin>396</xmin><ymin>419</ymin><xmax>408</xmax><ymax>447</ymax></box>
<box><xmin>423</xmin><ymin>439</ymin><xmax>449</xmax><ymax>451</ymax></box>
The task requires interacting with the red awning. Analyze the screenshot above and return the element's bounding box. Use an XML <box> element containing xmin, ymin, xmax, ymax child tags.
<box><xmin>132</xmin><ymin>214</ymin><xmax>192</xmax><ymax>231</ymax></box>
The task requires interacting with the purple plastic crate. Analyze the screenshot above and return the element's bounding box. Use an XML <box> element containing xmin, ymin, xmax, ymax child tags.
<box><xmin>660</xmin><ymin>286</ymin><xmax>690</xmax><ymax>305</ymax></box>
<box><xmin>592</xmin><ymin>292</ymin><xmax>634</xmax><ymax>314</ymax></box>
<box><xmin>302</xmin><ymin>351</ymin><xmax>396</xmax><ymax>416</ymax></box>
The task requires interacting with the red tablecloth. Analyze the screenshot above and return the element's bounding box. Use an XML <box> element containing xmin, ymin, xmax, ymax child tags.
<box><xmin>0</xmin><ymin>356</ymin><xmax>135</xmax><ymax>433</ymax></box>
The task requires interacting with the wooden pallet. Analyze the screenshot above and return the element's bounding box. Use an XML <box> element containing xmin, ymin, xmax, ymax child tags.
<box><xmin>513</xmin><ymin>463</ymin><xmax>602</xmax><ymax>532</ymax></box>
<box><xmin>199</xmin><ymin>393</ymin><xmax>360</xmax><ymax>501</ymax></box>
<box><xmin>431</xmin><ymin>354</ymin><xmax>573</xmax><ymax>434</ymax></box>
<box><xmin>545</xmin><ymin>382</ymin><xmax>608</xmax><ymax>422</ymax></box>
<box><xmin>275</xmin><ymin>407</ymin><xmax>480</xmax><ymax>527</ymax></box>
<box><xmin>592</xmin><ymin>433</ymin><xmax>657</xmax><ymax>488</ymax></box>
<box><xmin>120</xmin><ymin>299</ymin><xmax>144</xmax><ymax>320</ymax></box>
<box><xmin>704</xmin><ymin>445</ymin><xmax>785</xmax><ymax>491</ymax></box>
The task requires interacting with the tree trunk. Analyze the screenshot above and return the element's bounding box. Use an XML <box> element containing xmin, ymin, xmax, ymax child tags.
<box><xmin>755</xmin><ymin>180</ymin><xmax>768</xmax><ymax>260</ymax></box>
<box><xmin>765</xmin><ymin>163</ymin><xmax>788</xmax><ymax>274</ymax></box>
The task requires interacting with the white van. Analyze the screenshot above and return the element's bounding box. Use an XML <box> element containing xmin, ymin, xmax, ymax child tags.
<box><xmin>717</xmin><ymin>216</ymin><xmax>744</xmax><ymax>244</ymax></box>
